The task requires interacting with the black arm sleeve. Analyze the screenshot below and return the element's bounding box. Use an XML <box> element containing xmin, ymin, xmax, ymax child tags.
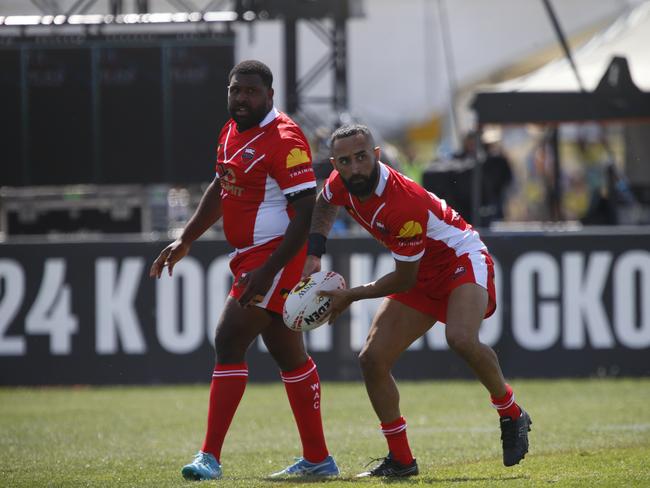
<box><xmin>285</xmin><ymin>186</ymin><xmax>317</xmax><ymax>203</ymax></box>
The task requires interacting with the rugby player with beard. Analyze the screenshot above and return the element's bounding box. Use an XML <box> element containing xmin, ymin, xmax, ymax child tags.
<box><xmin>303</xmin><ymin>124</ymin><xmax>531</xmax><ymax>477</ymax></box>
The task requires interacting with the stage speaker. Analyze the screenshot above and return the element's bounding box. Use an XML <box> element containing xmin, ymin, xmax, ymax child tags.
<box><xmin>168</xmin><ymin>45</ymin><xmax>232</xmax><ymax>183</ymax></box>
<box><xmin>100</xmin><ymin>46</ymin><xmax>163</xmax><ymax>184</ymax></box>
<box><xmin>27</xmin><ymin>48</ymin><xmax>93</xmax><ymax>185</ymax></box>
<box><xmin>0</xmin><ymin>49</ymin><xmax>22</xmax><ymax>186</ymax></box>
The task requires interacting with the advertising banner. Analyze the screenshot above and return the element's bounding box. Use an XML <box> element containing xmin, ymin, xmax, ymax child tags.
<box><xmin>1</xmin><ymin>233</ymin><xmax>648</xmax><ymax>384</ymax></box>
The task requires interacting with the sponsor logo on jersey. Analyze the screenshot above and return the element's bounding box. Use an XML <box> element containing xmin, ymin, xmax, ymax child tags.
<box><xmin>223</xmin><ymin>167</ymin><xmax>236</xmax><ymax>183</ymax></box>
<box><xmin>216</xmin><ymin>163</ymin><xmax>244</xmax><ymax>196</ymax></box>
<box><xmin>289</xmin><ymin>166</ymin><xmax>314</xmax><ymax>178</ymax></box>
<box><xmin>286</xmin><ymin>147</ymin><xmax>310</xmax><ymax>168</ymax></box>
<box><xmin>375</xmin><ymin>220</ymin><xmax>389</xmax><ymax>235</ymax></box>
<box><xmin>453</xmin><ymin>266</ymin><xmax>466</xmax><ymax>279</ymax></box>
<box><xmin>397</xmin><ymin>220</ymin><xmax>423</xmax><ymax>239</ymax></box>
<box><xmin>242</xmin><ymin>147</ymin><xmax>256</xmax><ymax>160</ymax></box>
<box><xmin>396</xmin><ymin>237</ymin><xmax>423</xmax><ymax>247</ymax></box>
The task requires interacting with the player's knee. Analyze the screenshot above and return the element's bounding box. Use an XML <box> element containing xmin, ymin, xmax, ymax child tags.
<box><xmin>214</xmin><ymin>330</ymin><xmax>247</xmax><ymax>363</ymax></box>
<box><xmin>359</xmin><ymin>348</ymin><xmax>390</xmax><ymax>376</ymax></box>
<box><xmin>274</xmin><ymin>353</ymin><xmax>309</xmax><ymax>372</ymax></box>
<box><xmin>266</xmin><ymin>342</ymin><xmax>308</xmax><ymax>371</ymax></box>
<box><xmin>445</xmin><ymin>327</ymin><xmax>478</xmax><ymax>354</ymax></box>
<box><xmin>213</xmin><ymin>327</ymin><xmax>229</xmax><ymax>351</ymax></box>
<box><xmin>215</xmin><ymin>346</ymin><xmax>247</xmax><ymax>364</ymax></box>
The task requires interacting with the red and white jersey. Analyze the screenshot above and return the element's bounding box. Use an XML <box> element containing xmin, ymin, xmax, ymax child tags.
<box><xmin>322</xmin><ymin>162</ymin><xmax>488</xmax><ymax>275</ymax></box>
<box><xmin>215</xmin><ymin>107</ymin><xmax>316</xmax><ymax>252</ymax></box>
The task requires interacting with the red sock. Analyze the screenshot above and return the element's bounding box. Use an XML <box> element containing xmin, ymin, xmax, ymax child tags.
<box><xmin>381</xmin><ymin>416</ymin><xmax>414</xmax><ymax>465</ymax></box>
<box><xmin>201</xmin><ymin>363</ymin><xmax>248</xmax><ymax>461</ymax></box>
<box><xmin>490</xmin><ymin>383</ymin><xmax>522</xmax><ymax>419</ymax></box>
<box><xmin>281</xmin><ymin>357</ymin><xmax>329</xmax><ymax>463</ymax></box>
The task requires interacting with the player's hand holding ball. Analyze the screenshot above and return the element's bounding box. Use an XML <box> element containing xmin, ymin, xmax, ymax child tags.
<box><xmin>283</xmin><ymin>271</ymin><xmax>346</xmax><ymax>331</ymax></box>
<box><xmin>317</xmin><ymin>287</ymin><xmax>353</xmax><ymax>325</ymax></box>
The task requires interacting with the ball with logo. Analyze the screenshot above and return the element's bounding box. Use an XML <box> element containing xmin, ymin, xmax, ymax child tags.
<box><xmin>283</xmin><ymin>271</ymin><xmax>346</xmax><ymax>332</ymax></box>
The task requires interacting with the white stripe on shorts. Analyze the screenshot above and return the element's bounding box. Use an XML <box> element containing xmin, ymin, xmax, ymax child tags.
<box><xmin>255</xmin><ymin>266</ymin><xmax>283</xmax><ymax>309</ymax></box>
<box><xmin>468</xmin><ymin>252</ymin><xmax>488</xmax><ymax>289</ymax></box>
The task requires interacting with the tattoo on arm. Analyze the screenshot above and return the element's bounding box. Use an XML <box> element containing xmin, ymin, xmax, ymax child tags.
<box><xmin>311</xmin><ymin>193</ymin><xmax>339</xmax><ymax>237</ymax></box>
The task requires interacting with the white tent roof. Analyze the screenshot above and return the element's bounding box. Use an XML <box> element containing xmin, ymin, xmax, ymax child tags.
<box><xmin>494</xmin><ymin>1</ymin><xmax>650</xmax><ymax>92</ymax></box>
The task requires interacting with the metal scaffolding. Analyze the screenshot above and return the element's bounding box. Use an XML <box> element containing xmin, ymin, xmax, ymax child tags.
<box><xmin>1</xmin><ymin>0</ymin><xmax>357</xmax><ymax>120</ymax></box>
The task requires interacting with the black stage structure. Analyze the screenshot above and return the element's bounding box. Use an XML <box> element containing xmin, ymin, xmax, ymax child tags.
<box><xmin>0</xmin><ymin>0</ymin><xmax>359</xmax><ymax>187</ymax></box>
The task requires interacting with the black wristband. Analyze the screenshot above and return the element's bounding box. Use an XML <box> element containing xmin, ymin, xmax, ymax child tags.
<box><xmin>307</xmin><ymin>233</ymin><xmax>327</xmax><ymax>258</ymax></box>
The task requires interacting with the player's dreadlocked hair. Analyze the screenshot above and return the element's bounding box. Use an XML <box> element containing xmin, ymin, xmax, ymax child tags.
<box><xmin>329</xmin><ymin>124</ymin><xmax>375</xmax><ymax>148</ymax></box>
<box><xmin>229</xmin><ymin>60</ymin><xmax>273</xmax><ymax>89</ymax></box>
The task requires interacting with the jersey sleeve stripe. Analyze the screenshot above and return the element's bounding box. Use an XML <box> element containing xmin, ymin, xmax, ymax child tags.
<box><xmin>323</xmin><ymin>181</ymin><xmax>333</xmax><ymax>202</ymax></box>
<box><xmin>391</xmin><ymin>250</ymin><xmax>425</xmax><ymax>262</ymax></box>
<box><xmin>282</xmin><ymin>180</ymin><xmax>317</xmax><ymax>195</ymax></box>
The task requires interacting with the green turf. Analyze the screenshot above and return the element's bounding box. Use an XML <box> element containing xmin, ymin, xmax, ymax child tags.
<box><xmin>1</xmin><ymin>379</ymin><xmax>649</xmax><ymax>487</ymax></box>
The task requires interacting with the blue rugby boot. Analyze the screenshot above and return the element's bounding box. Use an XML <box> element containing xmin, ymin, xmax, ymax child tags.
<box><xmin>270</xmin><ymin>455</ymin><xmax>340</xmax><ymax>477</ymax></box>
<box><xmin>181</xmin><ymin>451</ymin><xmax>222</xmax><ymax>481</ymax></box>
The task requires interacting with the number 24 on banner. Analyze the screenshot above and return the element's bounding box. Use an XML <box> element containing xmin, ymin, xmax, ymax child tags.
<box><xmin>0</xmin><ymin>259</ymin><xmax>78</xmax><ymax>355</ymax></box>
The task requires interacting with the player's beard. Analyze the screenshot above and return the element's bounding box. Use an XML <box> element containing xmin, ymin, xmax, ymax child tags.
<box><xmin>229</xmin><ymin>103</ymin><xmax>269</xmax><ymax>132</ymax></box>
<box><xmin>342</xmin><ymin>161</ymin><xmax>379</xmax><ymax>197</ymax></box>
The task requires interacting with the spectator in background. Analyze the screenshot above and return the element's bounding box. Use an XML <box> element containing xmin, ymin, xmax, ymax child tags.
<box><xmin>449</xmin><ymin>130</ymin><xmax>513</xmax><ymax>226</ymax></box>
<box><xmin>480</xmin><ymin>129</ymin><xmax>513</xmax><ymax>224</ymax></box>
<box><xmin>579</xmin><ymin>129</ymin><xmax>638</xmax><ymax>225</ymax></box>
<box><xmin>398</xmin><ymin>142</ymin><xmax>428</xmax><ymax>186</ymax></box>
<box><xmin>421</xmin><ymin>134</ymin><xmax>475</xmax><ymax>223</ymax></box>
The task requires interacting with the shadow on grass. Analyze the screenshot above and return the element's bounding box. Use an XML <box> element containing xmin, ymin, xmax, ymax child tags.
<box><xmin>264</xmin><ymin>476</ymin><xmax>347</xmax><ymax>484</ymax></box>
<box><xmin>263</xmin><ymin>474</ymin><xmax>528</xmax><ymax>484</ymax></box>
<box><xmin>416</xmin><ymin>474</ymin><xmax>528</xmax><ymax>484</ymax></box>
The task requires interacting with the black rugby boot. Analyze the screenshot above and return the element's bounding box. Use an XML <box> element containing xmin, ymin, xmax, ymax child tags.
<box><xmin>356</xmin><ymin>452</ymin><xmax>419</xmax><ymax>478</ymax></box>
<box><xmin>500</xmin><ymin>409</ymin><xmax>532</xmax><ymax>466</ymax></box>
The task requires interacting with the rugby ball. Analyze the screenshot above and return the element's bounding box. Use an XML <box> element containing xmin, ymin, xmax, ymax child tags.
<box><xmin>283</xmin><ymin>271</ymin><xmax>346</xmax><ymax>332</ymax></box>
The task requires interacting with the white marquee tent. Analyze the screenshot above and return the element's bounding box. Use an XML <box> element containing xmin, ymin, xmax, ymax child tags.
<box><xmin>472</xmin><ymin>1</ymin><xmax>650</xmax><ymax>125</ymax></box>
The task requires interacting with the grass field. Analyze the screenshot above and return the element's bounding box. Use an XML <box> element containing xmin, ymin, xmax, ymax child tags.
<box><xmin>2</xmin><ymin>379</ymin><xmax>650</xmax><ymax>487</ymax></box>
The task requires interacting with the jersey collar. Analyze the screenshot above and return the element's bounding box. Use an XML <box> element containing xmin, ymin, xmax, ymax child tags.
<box><xmin>259</xmin><ymin>107</ymin><xmax>280</xmax><ymax>128</ymax></box>
<box><xmin>374</xmin><ymin>162</ymin><xmax>390</xmax><ymax>197</ymax></box>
